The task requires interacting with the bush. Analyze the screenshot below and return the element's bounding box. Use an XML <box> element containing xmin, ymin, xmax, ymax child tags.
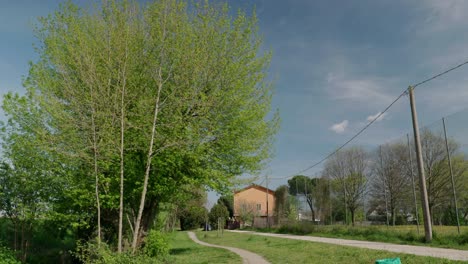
<box><xmin>144</xmin><ymin>230</ymin><xmax>169</xmax><ymax>259</ymax></box>
<box><xmin>0</xmin><ymin>246</ymin><xmax>20</xmax><ymax>264</ymax></box>
<box><xmin>180</xmin><ymin>206</ymin><xmax>207</xmax><ymax>231</ymax></box>
<box><xmin>455</xmin><ymin>231</ymin><xmax>468</xmax><ymax>245</ymax></box>
<box><xmin>402</xmin><ymin>231</ymin><xmax>417</xmax><ymax>242</ymax></box>
<box><xmin>278</xmin><ymin>221</ymin><xmax>316</xmax><ymax>235</ymax></box>
<box><xmin>208</xmin><ymin>204</ymin><xmax>229</xmax><ymax>230</ymax></box>
<box><xmin>74</xmin><ymin>239</ymin><xmax>160</xmax><ymax>264</ymax></box>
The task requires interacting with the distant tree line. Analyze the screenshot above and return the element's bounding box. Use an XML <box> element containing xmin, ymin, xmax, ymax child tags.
<box><xmin>274</xmin><ymin>129</ymin><xmax>468</xmax><ymax>227</ymax></box>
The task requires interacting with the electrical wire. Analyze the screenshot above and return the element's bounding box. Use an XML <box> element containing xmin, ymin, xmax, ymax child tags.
<box><xmin>274</xmin><ymin>58</ymin><xmax>468</xmax><ymax>180</ymax></box>
<box><xmin>293</xmin><ymin>90</ymin><xmax>407</xmax><ymax>176</ymax></box>
<box><xmin>412</xmin><ymin>59</ymin><xmax>468</xmax><ymax>88</ymax></box>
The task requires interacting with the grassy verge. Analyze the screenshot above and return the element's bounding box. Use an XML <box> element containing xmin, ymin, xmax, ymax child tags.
<box><xmin>198</xmin><ymin>230</ymin><xmax>465</xmax><ymax>264</ymax></box>
<box><xmin>267</xmin><ymin>223</ymin><xmax>468</xmax><ymax>250</ymax></box>
<box><xmin>167</xmin><ymin>231</ymin><xmax>241</xmax><ymax>264</ymax></box>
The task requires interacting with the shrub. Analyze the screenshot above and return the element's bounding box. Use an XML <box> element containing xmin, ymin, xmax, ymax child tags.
<box><xmin>180</xmin><ymin>206</ymin><xmax>207</xmax><ymax>230</ymax></box>
<box><xmin>456</xmin><ymin>231</ymin><xmax>468</xmax><ymax>245</ymax></box>
<box><xmin>208</xmin><ymin>204</ymin><xmax>229</xmax><ymax>230</ymax></box>
<box><xmin>74</xmin><ymin>239</ymin><xmax>160</xmax><ymax>264</ymax></box>
<box><xmin>278</xmin><ymin>221</ymin><xmax>316</xmax><ymax>235</ymax></box>
<box><xmin>144</xmin><ymin>230</ymin><xmax>169</xmax><ymax>259</ymax></box>
<box><xmin>0</xmin><ymin>246</ymin><xmax>20</xmax><ymax>264</ymax></box>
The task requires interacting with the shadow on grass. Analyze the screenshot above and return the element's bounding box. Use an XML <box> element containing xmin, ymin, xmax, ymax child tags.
<box><xmin>170</xmin><ymin>247</ymin><xmax>192</xmax><ymax>255</ymax></box>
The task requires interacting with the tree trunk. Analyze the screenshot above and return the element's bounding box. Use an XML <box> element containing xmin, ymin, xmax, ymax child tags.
<box><xmin>91</xmin><ymin>109</ymin><xmax>101</xmax><ymax>246</ymax></box>
<box><xmin>350</xmin><ymin>209</ymin><xmax>355</xmax><ymax>226</ymax></box>
<box><xmin>13</xmin><ymin>221</ymin><xmax>17</xmax><ymax>252</ymax></box>
<box><xmin>118</xmin><ymin>47</ymin><xmax>128</xmax><ymax>254</ymax></box>
<box><xmin>21</xmin><ymin>222</ymin><xmax>24</xmax><ymax>262</ymax></box>
<box><xmin>131</xmin><ymin>76</ymin><xmax>163</xmax><ymax>253</ymax></box>
<box><xmin>118</xmin><ymin>88</ymin><xmax>125</xmax><ymax>253</ymax></box>
<box><xmin>141</xmin><ymin>198</ymin><xmax>159</xmax><ymax>235</ymax></box>
<box><xmin>131</xmin><ymin>3</ymin><xmax>168</xmax><ymax>252</ymax></box>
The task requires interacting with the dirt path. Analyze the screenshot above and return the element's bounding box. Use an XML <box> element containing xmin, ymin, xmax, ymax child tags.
<box><xmin>187</xmin><ymin>231</ymin><xmax>270</xmax><ymax>264</ymax></box>
<box><xmin>228</xmin><ymin>230</ymin><xmax>468</xmax><ymax>261</ymax></box>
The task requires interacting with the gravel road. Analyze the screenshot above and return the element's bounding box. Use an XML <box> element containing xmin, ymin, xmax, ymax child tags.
<box><xmin>228</xmin><ymin>230</ymin><xmax>468</xmax><ymax>261</ymax></box>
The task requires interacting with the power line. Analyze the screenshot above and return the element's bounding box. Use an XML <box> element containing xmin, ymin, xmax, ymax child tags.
<box><xmin>275</xmin><ymin>59</ymin><xmax>468</xmax><ymax>180</ymax></box>
<box><xmin>294</xmin><ymin>90</ymin><xmax>407</xmax><ymax>176</ymax></box>
<box><xmin>412</xmin><ymin>59</ymin><xmax>468</xmax><ymax>88</ymax></box>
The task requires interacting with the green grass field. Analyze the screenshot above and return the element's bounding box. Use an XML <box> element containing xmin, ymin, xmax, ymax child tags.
<box><xmin>271</xmin><ymin>223</ymin><xmax>468</xmax><ymax>250</ymax></box>
<box><xmin>316</xmin><ymin>224</ymin><xmax>468</xmax><ymax>236</ymax></box>
<box><xmin>167</xmin><ymin>231</ymin><xmax>241</xmax><ymax>264</ymax></box>
<box><xmin>197</xmin><ymin>230</ymin><xmax>466</xmax><ymax>264</ymax></box>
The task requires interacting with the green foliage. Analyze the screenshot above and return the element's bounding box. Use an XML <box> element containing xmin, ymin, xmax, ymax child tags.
<box><xmin>217</xmin><ymin>195</ymin><xmax>234</xmax><ymax>218</ymax></box>
<box><xmin>75</xmin><ymin>239</ymin><xmax>161</xmax><ymax>264</ymax></box>
<box><xmin>273</xmin><ymin>224</ymin><xmax>468</xmax><ymax>249</ymax></box>
<box><xmin>288</xmin><ymin>176</ymin><xmax>327</xmax><ymax>222</ymax></box>
<box><xmin>144</xmin><ymin>230</ymin><xmax>169</xmax><ymax>259</ymax></box>
<box><xmin>0</xmin><ymin>218</ymin><xmax>79</xmax><ymax>263</ymax></box>
<box><xmin>274</xmin><ymin>185</ymin><xmax>301</xmax><ymax>223</ymax></box>
<box><xmin>0</xmin><ymin>246</ymin><xmax>20</xmax><ymax>264</ymax></box>
<box><xmin>209</xmin><ymin>203</ymin><xmax>229</xmax><ymax>229</ymax></box>
<box><xmin>277</xmin><ymin>221</ymin><xmax>317</xmax><ymax>235</ymax></box>
<box><xmin>274</xmin><ymin>185</ymin><xmax>288</xmax><ymax>218</ymax></box>
<box><xmin>1</xmin><ymin>0</ymin><xmax>278</xmax><ymax>258</ymax></box>
<box><xmin>288</xmin><ymin>176</ymin><xmax>315</xmax><ymax>196</ymax></box>
<box><xmin>180</xmin><ymin>206</ymin><xmax>207</xmax><ymax>231</ymax></box>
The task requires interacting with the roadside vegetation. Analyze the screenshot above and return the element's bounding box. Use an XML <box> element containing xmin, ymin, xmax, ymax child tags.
<box><xmin>271</xmin><ymin>223</ymin><xmax>468</xmax><ymax>250</ymax></box>
<box><xmin>197</xmin><ymin>231</ymin><xmax>465</xmax><ymax>264</ymax></box>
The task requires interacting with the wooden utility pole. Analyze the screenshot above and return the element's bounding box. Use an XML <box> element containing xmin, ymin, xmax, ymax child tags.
<box><xmin>266</xmin><ymin>175</ymin><xmax>270</xmax><ymax>229</ymax></box>
<box><xmin>407</xmin><ymin>134</ymin><xmax>420</xmax><ymax>235</ymax></box>
<box><xmin>442</xmin><ymin>117</ymin><xmax>461</xmax><ymax>234</ymax></box>
<box><xmin>379</xmin><ymin>146</ymin><xmax>389</xmax><ymax>226</ymax></box>
<box><xmin>408</xmin><ymin>86</ymin><xmax>432</xmax><ymax>242</ymax></box>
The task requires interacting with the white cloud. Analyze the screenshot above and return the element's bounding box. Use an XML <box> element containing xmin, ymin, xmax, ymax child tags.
<box><xmin>330</xmin><ymin>120</ymin><xmax>348</xmax><ymax>134</ymax></box>
<box><xmin>326</xmin><ymin>72</ymin><xmax>394</xmax><ymax>106</ymax></box>
<box><xmin>366</xmin><ymin>112</ymin><xmax>387</xmax><ymax>122</ymax></box>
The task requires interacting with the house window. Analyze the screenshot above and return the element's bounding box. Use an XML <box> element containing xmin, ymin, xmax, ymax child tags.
<box><xmin>256</xmin><ymin>204</ymin><xmax>261</xmax><ymax>211</ymax></box>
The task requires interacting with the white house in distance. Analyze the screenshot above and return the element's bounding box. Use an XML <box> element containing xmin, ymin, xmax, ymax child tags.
<box><xmin>233</xmin><ymin>184</ymin><xmax>275</xmax><ymax>227</ymax></box>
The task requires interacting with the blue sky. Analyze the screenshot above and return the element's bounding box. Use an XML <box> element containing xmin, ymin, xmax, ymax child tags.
<box><xmin>2</xmin><ymin>0</ymin><xmax>468</xmax><ymax>201</ymax></box>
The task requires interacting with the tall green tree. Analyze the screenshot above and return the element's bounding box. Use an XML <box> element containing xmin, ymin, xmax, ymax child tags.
<box><xmin>217</xmin><ymin>195</ymin><xmax>234</xmax><ymax>218</ymax></box>
<box><xmin>2</xmin><ymin>0</ymin><xmax>278</xmax><ymax>254</ymax></box>
<box><xmin>288</xmin><ymin>175</ymin><xmax>317</xmax><ymax>222</ymax></box>
<box><xmin>274</xmin><ymin>185</ymin><xmax>299</xmax><ymax>222</ymax></box>
<box><xmin>209</xmin><ymin>203</ymin><xmax>229</xmax><ymax>229</ymax></box>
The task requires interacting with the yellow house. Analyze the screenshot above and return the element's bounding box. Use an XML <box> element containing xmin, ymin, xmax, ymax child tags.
<box><xmin>233</xmin><ymin>184</ymin><xmax>275</xmax><ymax>223</ymax></box>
